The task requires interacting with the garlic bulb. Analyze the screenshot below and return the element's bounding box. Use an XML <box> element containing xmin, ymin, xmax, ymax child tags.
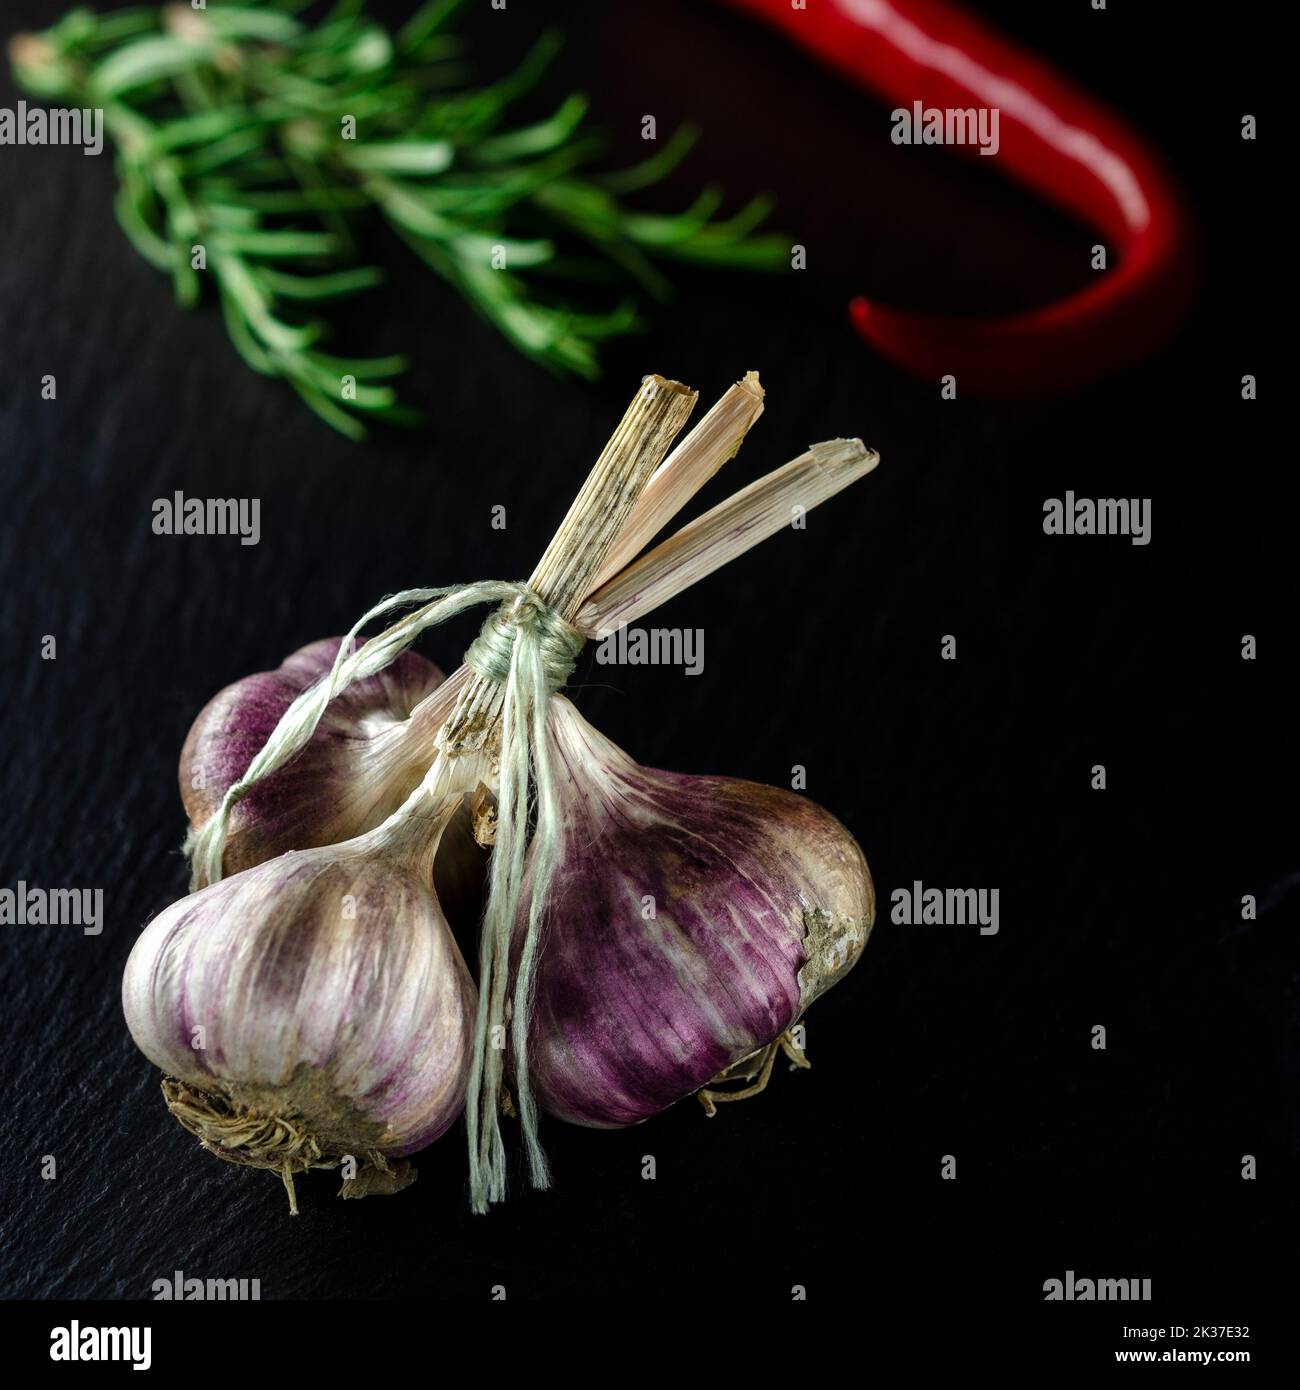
<box><xmin>123</xmin><ymin>788</ymin><xmax>476</xmax><ymax>1211</ymax></box>
<box><xmin>180</xmin><ymin>637</ymin><xmax>484</xmax><ymax>920</ymax></box>
<box><xmin>518</xmin><ymin>698</ymin><xmax>875</xmax><ymax>1128</ymax></box>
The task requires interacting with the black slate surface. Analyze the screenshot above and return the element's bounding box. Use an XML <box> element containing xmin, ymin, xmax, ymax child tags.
<box><xmin>0</xmin><ymin>0</ymin><xmax>1291</xmax><ymax>1324</ymax></box>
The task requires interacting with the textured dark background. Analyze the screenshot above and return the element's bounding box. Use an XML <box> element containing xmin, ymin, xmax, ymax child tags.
<box><xmin>0</xmin><ymin>0</ymin><xmax>1291</xmax><ymax>1332</ymax></box>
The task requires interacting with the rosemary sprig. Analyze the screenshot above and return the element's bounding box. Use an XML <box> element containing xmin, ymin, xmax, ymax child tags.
<box><xmin>9</xmin><ymin>0</ymin><xmax>787</xmax><ymax>438</ymax></box>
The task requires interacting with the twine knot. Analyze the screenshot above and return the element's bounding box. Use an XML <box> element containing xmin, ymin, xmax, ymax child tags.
<box><xmin>463</xmin><ymin>586</ymin><xmax>584</xmax><ymax>693</ymax></box>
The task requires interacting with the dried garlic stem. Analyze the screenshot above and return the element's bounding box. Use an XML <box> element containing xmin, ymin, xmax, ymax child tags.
<box><xmin>440</xmin><ymin>374</ymin><xmax>697</xmax><ymax>757</ymax></box>
<box><xmin>577</xmin><ymin>438</ymin><xmax>879</xmax><ymax>637</ymax></box>
<box><xmin>529</xmin><ymin>375</ymin><xmax>697</xmax><ymax>613</ymax></box>
<box><xmin>591</xmin><ymin>371</ymin><xmax>765</xmax><ymax>588</ymax></box>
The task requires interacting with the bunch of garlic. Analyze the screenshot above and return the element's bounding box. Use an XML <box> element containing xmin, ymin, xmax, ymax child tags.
<box><xmin>124</xmin><ymin>373</ymin><xmax>880</xmax><ymax>1212</ymax></box>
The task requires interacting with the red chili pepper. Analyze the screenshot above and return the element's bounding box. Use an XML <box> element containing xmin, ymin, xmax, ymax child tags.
<box><xmin>723</xmin><ymin>0</ymin><xmax>1195</xmax><ymax>393</ymax></box>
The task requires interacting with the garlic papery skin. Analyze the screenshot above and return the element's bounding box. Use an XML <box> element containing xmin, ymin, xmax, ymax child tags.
<box><xmin>519</xmin><ymin>698</ymin><xmax>874</xmax><ymax>1129</ymax></box>
<box><xmin>123</xmin><ymin>789</ymin><xmax>477</xmax><ymax>1208</ymax></box>
<box><xmin>180</xmin><ymin>638</ymin><xmax>483</xmax><ymax>913</ymax></box>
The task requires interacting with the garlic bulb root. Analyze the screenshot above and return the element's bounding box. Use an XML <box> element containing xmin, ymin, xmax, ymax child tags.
<box><xmin>695</xmin><ymin>1029</ymin><xmax>812</xmax><ymax>1118</ymax></box>
<box><xmin>162</xmin><ymin>1076</ymin><xmax>414</xmax><ymax>1214</ymax></box>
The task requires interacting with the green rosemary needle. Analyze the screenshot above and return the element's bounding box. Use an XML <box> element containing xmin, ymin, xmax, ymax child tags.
<box><xmin>9</xmin><ymin>0</ymin><xmax>787</xmax><ymax>438</ymax></box>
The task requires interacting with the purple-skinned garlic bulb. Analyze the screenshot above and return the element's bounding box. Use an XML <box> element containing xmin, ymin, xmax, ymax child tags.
<box><xmin>181</xmin><ymin>637</ymin><xmax>446</xmax><ymax>871</ymax></box>
<box><xmin>180</xmin><ymin>637</ymin><xmax>484</xmax><ymax>920</ymax></box>
<box><xmin>519</xmin><ymin>697</ymin><xmax>874</xmax><ymax>1129</ymax></box>
<box><xmin>123</xmin><ymin>787</ymin><xmax>476</xmax><ymax>1212</ymax></box>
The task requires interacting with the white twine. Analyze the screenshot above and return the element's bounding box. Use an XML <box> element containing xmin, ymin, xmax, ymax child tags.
<box><xmin>460</xmin><ymin>593</ymin><xmax>579</xmax><ymax>1209</ymax></box>
<box><xmin>183</xmin><ymin>580</ymin><xmax>584</xmax><ymax>1213</ymax></box>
